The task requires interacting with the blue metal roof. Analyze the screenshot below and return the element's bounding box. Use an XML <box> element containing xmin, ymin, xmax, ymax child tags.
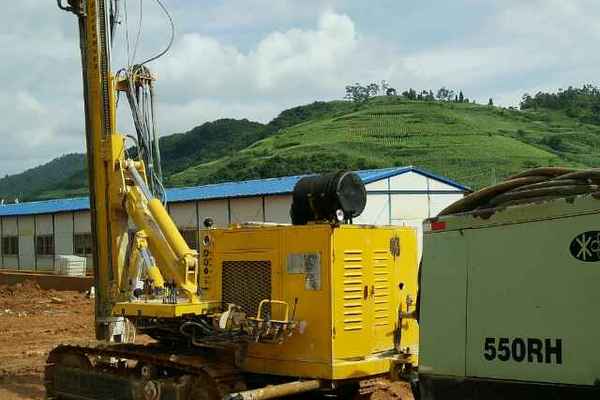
<box><xmin>0</xmin><ymin>166</ymin><xmax>468</xmax><ymax>217</ymax></box>
<box><xmin>0</xmin><ymin>197</ymin><xmax>90</xmax><ymax>217</ymax></box>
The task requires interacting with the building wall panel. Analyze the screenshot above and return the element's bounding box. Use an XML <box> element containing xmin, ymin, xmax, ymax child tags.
<box><xmin>354</xmin><ymin>194</ymin><xmax>389</xmax><ymax>225</ymax></box>
<box><xmin>74</xmin><ymin>211</ymin><xmax>91</xmax><ymax>233</ymax></box>
<box><xmin>3</xmin><ymin>256</ymin><xmax>18</xmax><ymax>269</ymax></box>
<box><xmin>37</xmin><ymin>213</ymin><xmax>56</xmax><ymax>271</ymax></box>
<box><xmin>197</xmin><ymin>200</ymin><xmax>229</xmax><ymax>227</ymax></box>
<box><xmin>3</xmin><ymin>217</ymin><xmax>18</xmax><ymax>235</ymax></box>
<box><xmin>1</xmin><ymin>217</ymin><xmax>17</xmax><ymax>268</ymax></box>
<box><xmin>55</xmin><ymin>212</ymin><xmax>74</xmax><ymax>256</ymax></box>
<box><xmin>427</xmin><ymin>177</ymin><xmax>463</xmax><ymax>191</ymax></box>
<box><xmin>18</xmin><ymin>216</ymin><xmax>35</xmax><ymax>270</ymax></box>
<box><xmin>73</xmin><ymin>212</ymin><xmax>94</xmax><ymax>268</ymax></box>
<box><xmin>429</xmin><ymin>193</ymin><xmax>464</xmax><ymax>216</ymax></box>
<box><xmin>36</xmin><ymin>256</ymin><xmax>54</xmax><ymax>271</ymax></box>
<box><xmin>389</xmin><ymin>172</ymin><xmax>428</xmax><ymax>191</ymax></box>
<box><xmin>36</xmin><ymin>214</ymin><xmax>53</xmax><ymax>235</ymax></box>
<box><xmin>229</xmin><ymin>197</ymin><xmax>264</xmax><ymax>224</ymax></box>
<box><xmin>264</xmin><ymin>195</ymin><xmax>292</xmax><ymax>223</ymax></box>
<box><xmin>365</xmin><ymin>179</ymin><xmax>389</xmax><ymax>190</ymax></box>
<box><xmin>390</xmin><ymin>194</ymin><xmax>430</xmax><ymax>220</ymax></box>
<box><xmin>169</xmin><ymin>202</ymin><xmax>197</xmax><ymax>228</ymax></box>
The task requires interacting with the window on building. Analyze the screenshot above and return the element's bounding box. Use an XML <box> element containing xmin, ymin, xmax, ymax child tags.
<box><xmin>179</xmin><ymin>229</ymin><xmax>199</xmax><ymax>250</ymax></box>
<box><xmin>36</xmin><ymin>235</ymin><xmax>54</xmax><ymax>256</ymax></box>
<box><xmin>74</xmin><ymin>233</ymin><xmax>93</xmax><ymax>256</ymax></box>
<box><xmin>2</xmin><ymin>236</ymin><xmax>18</xmax><ymax>256</ymax></box>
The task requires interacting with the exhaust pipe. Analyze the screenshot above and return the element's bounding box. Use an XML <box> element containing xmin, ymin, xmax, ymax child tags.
<box><xmin>224</xmin><ymin>380</ymin><xmax>322</xmax><ymax>400</ymax></box>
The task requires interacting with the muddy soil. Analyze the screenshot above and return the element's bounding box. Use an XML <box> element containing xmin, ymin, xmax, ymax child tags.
<box><xmin>0</xmin><ymin>280</ymin><xmax>406</xmax><ymax>400</ymax></box>
<box><xmin>0</xmin><ymin>280</ymin><xmax>94</xmax><ymax>400</ymax></box>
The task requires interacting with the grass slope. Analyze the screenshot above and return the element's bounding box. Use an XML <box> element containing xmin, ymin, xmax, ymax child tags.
<box><xmin>30</xmin><ymin>101</ymin><xmax>352</xmax><ymax>200</ymax></box>
<box><xmin>17</xmin><ymin>96</ymin><xmax>600</xmax><ymax>200</ymax></box>
<box><xmin>171</xmin><ymin>97</ymin><xmax>598</xmax><ymax>189</ymax></box>
<box><xmin>0</xmin><ymin>154</ymin><xmax>85</xmax><ymax>202</ymax></box>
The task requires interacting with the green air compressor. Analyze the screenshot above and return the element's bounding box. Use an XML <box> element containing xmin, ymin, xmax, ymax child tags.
<box><xmin>418</xmin><ymin>167</ymin><xmax>600</xmax><ymax>399</ymax></box>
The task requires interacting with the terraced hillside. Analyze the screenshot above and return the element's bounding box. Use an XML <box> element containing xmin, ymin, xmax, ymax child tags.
<box><xmin>170</xmin><ymin>97</ymin><xmax>598</xmax><ymax>189</ymax></box>
<box><xmin>12</xmin><ymin>96</ymin><xmax>600</xmax><ymax>200</ymax></box>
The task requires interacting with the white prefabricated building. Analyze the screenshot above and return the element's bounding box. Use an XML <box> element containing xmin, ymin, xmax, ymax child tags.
<box><xmin>0</xmin><ymin>166</ymin><xmax>468</xmax><ymax>272</ymax></box>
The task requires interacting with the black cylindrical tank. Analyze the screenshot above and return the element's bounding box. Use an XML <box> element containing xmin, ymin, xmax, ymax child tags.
<box><xmin>290</xmin><ymin>171</ymin><xmax>367</xmax><ymax>225</ymax></box>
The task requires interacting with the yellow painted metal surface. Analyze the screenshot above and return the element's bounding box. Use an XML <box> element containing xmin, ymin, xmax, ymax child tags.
<box><xmin>113</xmin><ymin>301</ymin><xmax>219</xmax><ymax>318</ymax></box>
<box><xmin>201</xmin><ymin>224</ymin><xmax>419</xmax><ymax>380</ymax></box>
<box><xmin>124</xmin><ymin>185</ymin><xmax>200</xmax><ymax>304</ymax></box>
<box><xmin>73</xmin><ymin>0</ymin><xmax>130</xmax><ymax>339</ymax></box>
<box><xmin>127</xmin><ymin>231</ymin><xmax>165</xmax><ymax>289</ymax></box>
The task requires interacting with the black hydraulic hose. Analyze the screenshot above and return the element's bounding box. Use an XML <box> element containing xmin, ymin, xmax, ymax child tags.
<box><xmin>439</xmin><ymin>168</ymin><xmax>600</xmax><ymax>216</ymax></box>
<box><xmin>488</xmin><ymin>184</ymin><xmax>599</xmax><ymax>207</ymax></box>
<box><xmin>438</xmin><ymin>176</ymin><xmax>547</xmax><ymax>215</ymax></box>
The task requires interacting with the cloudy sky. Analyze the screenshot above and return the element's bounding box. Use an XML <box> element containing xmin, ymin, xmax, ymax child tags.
<box><xmin>1</xmin><ymin>0</ymin><xmax>599</xmax><ymax>175</ymax></box>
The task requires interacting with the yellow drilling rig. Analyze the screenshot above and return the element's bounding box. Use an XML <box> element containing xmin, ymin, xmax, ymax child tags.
<box><xmin>47</xmin><ymin>1</ymin><xmax>421</xmax><ymax>399</ymax></box>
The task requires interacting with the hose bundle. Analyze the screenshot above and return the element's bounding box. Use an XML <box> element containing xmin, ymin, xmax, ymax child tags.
<box><xmin>119</xmin><ymin>64</ymin><xmax>166</xmax><ymax>202</ymax></box>
<box><xmin>111</xmin><ymin>0</ymin><xmax>176</xmax><ymax>204</ymax></box>
<box><xmin>439</xmin><ymin>167</ymin><xmax>600</xmax><ymax>216</ymax></box>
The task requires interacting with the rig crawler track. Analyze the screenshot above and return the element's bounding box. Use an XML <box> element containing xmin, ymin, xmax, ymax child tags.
<box><xmin>45</xmin><ymin>343</ymin><xmax>245</xmax><ymax>400</ymax></box>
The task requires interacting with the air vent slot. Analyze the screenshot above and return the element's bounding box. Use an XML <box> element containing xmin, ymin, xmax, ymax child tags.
<box><xmin>222</xmin><ymin>260</ymin><xmax>272</xmax><ymax>317</ymax></box>
<box><xmin>343</xmin><ymin>249</ymin><xmax>364</xmax><ymax>331</ymax></box>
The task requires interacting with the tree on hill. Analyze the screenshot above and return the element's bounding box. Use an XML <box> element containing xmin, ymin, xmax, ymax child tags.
<box><xmin>459</xmin><ymin>91</ymin><xmax>464</xmax><ymax>103</ymax></box>
<box><xmin>381</xmin><ymin>80</ymin><xmax>390</xmax><ymax>94</ymax></box>
<box><xmin>345</xmin><ymin>83</ymin><xmax>370</xmax><ymax>103</ymax></box>
<box><xmin>520</xmin><ymin>85</ymin><xmax>600</xmax><ymax>125</ymax></box>
<box><xmin>488</xmin><ymin>98</ymin><xmax>494</xmax><ymax>106</ymax></box>
<box><xmin>366</xmin><ymin>83</ymin><xmax>380</xmax><ymax>97</ymax></box>
<box><xmin>448</xmin><ymin>90</ymin><xmax>456</xmax><ymax>102</ymax></box>
<box><xmin>344</xmin><ymin>82</ymin><xmax>381</xmax><ymax>103</ymax></box>
<box><xmin>436</xmin><ymin>87</ymin><xmax>450</xmax><ymax>101</ymax></box>
<box><xmin>436</xmin><ymin>87</ymin><xmax>455</xmax><ymax>102</ymax></box>
<box><xmin>402</xmin><ymin>88</ymin><xmax>417</xmax><ymax>100</ymax></box>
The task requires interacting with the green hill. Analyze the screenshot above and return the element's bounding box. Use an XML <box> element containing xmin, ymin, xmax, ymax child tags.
<box><xmin>0</xmin><ymin>153</ymin><xmax>85</xmax><ymax>202</ymax></box>
<box><xmin>31</xmin><ymin>118</ymin><xmax>273</xmax><ymax>201</ymax></box>
<box><xmin>169</xmin><ymin>97</ymin><xmax>599</xmax><ymax>189</ymax></box>
<box><xmin>9</xmin><ymin>95</ymin><xmax>600</xmax><ymax>201</ymax></box>
<box><xmin>28</xmin><ymin>101</ymin><xmax>357</xmax><ymax>200</ymax></box>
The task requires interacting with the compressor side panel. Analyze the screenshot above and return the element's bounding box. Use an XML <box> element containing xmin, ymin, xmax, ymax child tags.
<box><xmin>419</xmin><ymin>229</ymin><xmax>468</xmax><ymax>377</ymax></box>
<box><xmin>465</xmin><ymin>213</ymin><xmax>600</xmax><ymax>385</ymax></box>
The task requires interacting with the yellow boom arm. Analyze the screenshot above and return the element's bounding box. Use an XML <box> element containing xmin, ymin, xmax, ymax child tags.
<box><xmin>59</xmin><ymin>1</ymin><xmax>201</xmax><ymax>340</ymax></box>
<box><xmin>124</xmin><ymin>161</ymin><xmax>199</xmax><ymax>303</ymax></box>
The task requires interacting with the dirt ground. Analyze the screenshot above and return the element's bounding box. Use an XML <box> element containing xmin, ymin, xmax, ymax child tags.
<box><xmin>0</xmin><ymin>280</ymin><xmax>94</xmax><ymax>400</ymax></box>
<box><xmin>0</xmin><ymin>281</ymin><xmax>406</xmax><ymax>400</ymax></box>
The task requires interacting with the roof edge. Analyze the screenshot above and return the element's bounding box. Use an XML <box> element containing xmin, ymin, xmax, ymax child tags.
<box><xmin>0</xmin><ymin>166</ymin><xmax>469</xmax><ymax>216</ymax></box>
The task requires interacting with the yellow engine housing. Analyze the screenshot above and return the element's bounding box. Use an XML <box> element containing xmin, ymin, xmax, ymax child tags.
<box><xmin>201</xmin><ymin>223</ymin><xmax>419</xmax><ymax>380</ymax></box>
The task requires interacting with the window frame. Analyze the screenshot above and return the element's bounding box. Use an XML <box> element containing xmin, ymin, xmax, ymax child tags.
<box><xmin>2</xmin><ymin>236</ymin><xmax>19</xmax><ymax>256</ymax></box>
<box><xmin>74</xmin><ymin>233</ymin><xmax>93</xmax><ymax>256</ymax></box>
<box><xmin>179</xmin><ymin>228</ymin><xmax>199</xmax><ymax>250</ymax></box>
<box><xmin>36</xmin><ymin>234</ymin><xmax>55</xmax><ymax>256</ymax></box>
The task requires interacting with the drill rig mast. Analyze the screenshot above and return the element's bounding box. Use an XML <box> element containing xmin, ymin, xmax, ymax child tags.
<box><xmin>55</xmin><ymin>0</ymin><xmax>205</xmax><ymax>340</ymax></box>
<box><xmin>58</xmin><ymin>0</ymin><xmax>127</xmax><ymax>341</ymax></box>
<box><xmin>46</xmin><ymin>2</ymin><xmax>420</xmax><ymax>399</ymax></box>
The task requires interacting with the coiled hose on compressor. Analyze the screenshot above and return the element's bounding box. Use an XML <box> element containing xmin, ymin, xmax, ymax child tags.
<box><xmin>439</xmin><ymin>167</ymin><xmax>600</xmax><ymax>216</ymax></box>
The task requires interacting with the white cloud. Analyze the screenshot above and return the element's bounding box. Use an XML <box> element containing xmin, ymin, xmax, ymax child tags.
<box><xmin>148</xmin><ymin>11</ymin><xmax>373</xmax><ymax>132</ymax></box>
<box><xmin>3</xmin><ymin>0</ymin><xmax>600</xmax><ymax>176</ymax></box>
<box><xmin>155</xmin><ymin>11</ymin><xmax>360</xmax><ymax>101</ymax></box>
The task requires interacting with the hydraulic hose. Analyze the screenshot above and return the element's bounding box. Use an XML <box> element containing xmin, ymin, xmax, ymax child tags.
<box><xmin>439</xmin><ymin>167</ymin><xmax>600</xmax><ymax>216</ymax></box>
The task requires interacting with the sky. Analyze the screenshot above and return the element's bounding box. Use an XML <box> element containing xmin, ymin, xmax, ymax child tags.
<box><xmin>1</xmin><ymin>0</ymin><xmax>599</xmax><ymax>175</ymax></box>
